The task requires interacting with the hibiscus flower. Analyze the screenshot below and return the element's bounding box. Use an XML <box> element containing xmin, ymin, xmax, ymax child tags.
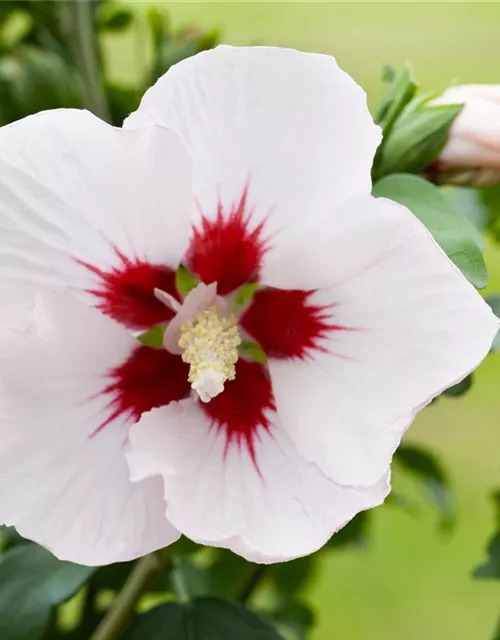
<box><xmin>0</xmin><ymin>46</ymin><xmax>496</xmax><ymax>565</ymax></box>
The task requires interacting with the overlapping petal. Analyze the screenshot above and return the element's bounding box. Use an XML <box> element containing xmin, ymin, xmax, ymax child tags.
<box><xmin>0</xmin><ymin>293</ymin><xmax>179</xmax><ymax>564</ymax></box>
<box><xmin>265</xmin><ymin>196</ymin><xmax>499</xmax><ymax>486</ymax></box>
<box><xmin>127</xmin><ymin>398</ymin><xmax>389</xmax><ymax>563</ymax></box>
<box><xmin>0</xmin><ymin>109</ymin><xmax>192</xmax><ymax>328</ymax></box>
<box><xmin>125</xmin><ymin>45</ymin><xmax>381</xmax><ymax>277</ymax></box>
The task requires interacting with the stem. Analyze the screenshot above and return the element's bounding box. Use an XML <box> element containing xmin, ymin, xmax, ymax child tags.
<box><xmin>66</xmin><ymin>0</ymin><xmax>110</xmax><ymax>121</ymax></box>
<box><xmin>171</xmin><ymin>558</ymin><xmax>190</xmax><ymax>604</ymax></box>
<box><xmin>90</xmin><ymin>553</ymin><xmax>168</xmax><ymax>640</ymax></box>
<box><xmin>236</xmin><ymin>564</ymin><xmax>267</xmax><ymax>604</ymax></box>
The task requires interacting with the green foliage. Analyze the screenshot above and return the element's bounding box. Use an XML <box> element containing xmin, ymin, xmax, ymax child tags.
<box><xmin>0</xmin><ymin>544</ymin><xmax>94</xmax><ymax>640</ymax></box>
<box><xmin>443</xmin><ymin>374</ymin><xmax>474</xmax><ymax>397</ymax></box>
<box><xmin>96</xmin><ymin>3</ymin><xmax>134</xmax><ymax>32</ymax></box>
<box><xmin>373</xmin><ymin>65</ymin><xmax>462</xmax><ymax>181</ymax></box>
<box><xmin>373</xmin><ymin>64</ymin><xmax>417</xmax><ymax>136</ymax></box>
<box><xmin>394</xmin><ymin>444</ymin><xmax>455</xmax><ymax>530</ymax></box>
<box><xmin>375</xmin><ymin>98</ymin><xmax>463</xmax><ymax>179</ymax></box>
<box><xmin>486</xmin><ymin>297</ymin><xmax>500</xmax><ymax>352</ymax></box>
<box><xmin>372</xmin><ymin>173</ymin><xmax>488</xmax><ymax>288</ymax></box>
<box><xmin>269</xmin><ymin>601</ymin><xmax>315</xmax><ymax>640</ymax></box>
<box><xmin>474</xmin><ymin>492</ymin><xmax>500</xmax><ymax>580</ymax></box>
<box><xmin>120</xmin><ymin>597</ymin><xmax>285</xmax><ymax>639</ymax></box>
<box><xmin>0</xmin><ymin>0</ymin><xmax>219</xmax><ymax>127</ymax></box>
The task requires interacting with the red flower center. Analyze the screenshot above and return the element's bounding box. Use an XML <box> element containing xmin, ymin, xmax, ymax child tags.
<box><xmin>83</xmin><ymin>189</ymin><xmax>343</xmax><ymax>457</ymax></box>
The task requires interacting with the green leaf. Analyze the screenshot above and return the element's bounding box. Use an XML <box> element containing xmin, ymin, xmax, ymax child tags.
<box><xmin>121</xmin><ymin>597</ymin><xmax>284</xmax><ymax>639</ymax></box>
<box><xmin>375</xmin><ymin>102</ymin><xmax>463</xmax><ymax>178</ymax></box>
<box><xmin>170</xmin><ymin>536</ymin><xmax>202</xmax><ymax>557</ymax></box>
<box><xmin>326</xmin><ymin>511</ymin><xmax>370</xmax><ymax>550</ymax></box>
<box><xmin>0</xmin><ymin>47</ymin><xmax>82</xmax><ymax>119</ymax></box>
<box><xmin>270</xmin><ymin>601</ymin><xmax>315</xmax><ymax>640</ymax></box>
<box><xmin>443</xmin><ymin>373</ymin><xmax>473</xmax><ymax>397</ymax></box>
<box><xmin>446</xmin><ymin>187</ymin><xmax>489</xmax><ymax>237</ymax></box>
<box><xmin>170</xmin><ymin>558</ymin><xmax>212</xmax><ymax>598</ymax></box>
<box><xmin>374</xmin><ymin>63</ymin><xmax>417</xmax><ymax>134</ymax></box>
<box><xmin>92</xmin><ymin>562</ymin><xmax>134</xmax><ymax>592</ymax></box>
<box><xmin>176</xmin><ymin>264</ymin><xmax>198</xmax><ymax>297</ymax></box>
<box><xmin>268</xmin><ymin>557</ymin><xmax>315</xmax><ymax>597</ymax></box>
<box><xmin>146</xmin><ymin>6</ymin><xmax>170</xmax><ymax>53</ymax></box>
<box><xmin>486</xmin><ymin>296</ymin><xmax>500</xmax><ymax>352</ymax></box>
<box><xmin>394</xmin><ymin>444</ymin><xmax>455</xmax><ymax>530</ymax></box>
<box><xmin>206</xmin><ymin>549</ymin><xmax>248</xmax><ymax>597</ymax></box>
<box><xmin>372</xmin><ymin>174</ymin><xmax>488</xmax><ymax>288</ymax></box>
<box><xmin>474</xmin><ymin>491</ymin><xmax>500</xmax><ymax>580</ymax></box>
<box><xmin>105</xmin><ymin>83</ymin><xmax>140</xmax><ymax>128</ymax></box>
<box><xmin>0</xmin><ymin>543</ymin><xmax>95</xmax><ymax>640</ymax></box>
<box><xmin>474</xmin><ymin>533</ymin><xmax>500</xmax><ymax>580</ymax></box>
<box><xmin>96</xmin><ymin>5</ymin><xmax>134</xmax><ymax>32</ymax></box>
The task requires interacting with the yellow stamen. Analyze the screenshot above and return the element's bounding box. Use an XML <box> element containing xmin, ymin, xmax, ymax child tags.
<box><xmin>178</xmin><ymin>305</ymin><xmax>241</xmax><ymax>402</ymax></box>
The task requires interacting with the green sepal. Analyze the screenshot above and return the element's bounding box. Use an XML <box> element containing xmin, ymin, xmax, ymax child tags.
<box><xmin>137</xmin><ymin>325</ymin><xmax>165</xmax><ymax>349</ymax></box>
<box><xmin>374</xmin><ymin>63</ymin><xmax>417</xmax><ymax>135</ymax></box>
<box><xmin>239</xmin><ymin>340</ymin><xmax>267</xmax><ymax>364</ymax></box>
<box><xmin>374</xmin><ymin>98</ymin><xmax>463</xmax><ymax>179</ymax></box>
<box><xmin>176</xmin><ymin>264</ymin><xmax>198</xmax><ymax>297</ymax></box>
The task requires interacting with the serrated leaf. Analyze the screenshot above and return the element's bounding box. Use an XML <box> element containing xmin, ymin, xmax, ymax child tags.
<box><xmin>394</xmin><ymin>444</ymin><xmax>455</xmax><ymax>530</ymax></box>
<box><xmin>0</xmin><ymin>543</ymin><xmax>94</xmax><ymax>640</ymax></box>
<box><xmin>121</xmin><ymin>597</ymin><xmax>284</xmax><ymax>639</ymax></box>
<box><xmin>373</xmin><ymin>174</ymin><xmax>488</xmax><ymax>288</ymax></box>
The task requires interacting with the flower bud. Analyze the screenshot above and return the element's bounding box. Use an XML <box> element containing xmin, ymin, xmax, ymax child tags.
<box><xmin>431</xmin><ymin>85</ymin><xmax>500</xmax><ymax>186</ymax></box>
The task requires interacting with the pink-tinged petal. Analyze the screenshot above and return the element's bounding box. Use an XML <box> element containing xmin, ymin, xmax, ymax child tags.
<box><xmin>0</xmin><ymin>293</ymin><xmax>179</xmax><ymax>565</ymax></box>
<box><xmin>126</xmin><ymin>399</ymin><xmax>389</xmax><ymax>563</ymax></box>
<box><xmin>0</xmin><ymin>109</ymin><xmax>191</xmax><ymax>329</ymax></box>
<box><xmin>267</xmin><ymin>196</ymin><xmax>499</xmax><ymax>486</ymax></box>
<box><xmin>125</xmin><ymin>46</ymin><xmax>380</xmax><ymax>263</ymax></box>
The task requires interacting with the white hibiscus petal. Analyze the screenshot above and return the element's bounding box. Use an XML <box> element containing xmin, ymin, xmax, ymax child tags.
<box><xmin>0</xmin><ymin>109</ymin><xmax>192</xmax><ymax>327</ymax></box>
<box><xmin>0</xmin><ymin>293</ymin><xmax>179</xmax><ymax>565</ymax></box>
<box><xmin>126</xmin><ymin>400</ymin><xmax>389</xmax><ymax>563</ymax></box>
<box><xmin>267</xmin><ymin>196</ymin><xmax>498</xmax><ymax>486</ymax></box>
<box><xmin>260</xmin><ymin>194</ymin><xmax>403</xmax><ymax>290</ymax></box>
<box><xmin>125</xmin><ymin>45</ymin><xmax>380</xmax><ymax>239</ymax></box>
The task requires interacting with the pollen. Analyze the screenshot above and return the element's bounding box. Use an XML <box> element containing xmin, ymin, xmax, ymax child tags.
<box><xmin>178</xmin><ymin>305</ymin><xmax>241</xmax><ymax>403</ymax></box>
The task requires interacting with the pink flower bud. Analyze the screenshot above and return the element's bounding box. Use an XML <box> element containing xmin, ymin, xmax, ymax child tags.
<box><xmin>431</xmin><ymin>85</ymin><xmax>500</xmax><ymax>186</ymax></box>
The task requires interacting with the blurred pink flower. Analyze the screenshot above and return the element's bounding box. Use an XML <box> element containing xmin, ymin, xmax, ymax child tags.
<box><xmin>432</xmin><ymin>85</ymin><xmax>500</xmax><ymax>186</ymax></box>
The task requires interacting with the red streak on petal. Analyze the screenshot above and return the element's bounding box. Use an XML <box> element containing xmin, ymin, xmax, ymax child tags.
<box><xmin>79</xmin><ymin>251</ymin><xmax>179</xmax><ymax>329</ymax></box>
<box><xmin>95</xmin><ymin>345</ymin><xmax>191</xmax><ymax>434</ymax></box>
<box><xmin>186</xmin><ymin>186</ymin><xmax>267</xmax><ymax>295</ymax></box>
<box><xmin>241</xmin><ymin>287</ymin><xmax>348</xmax><ymax>360</ymax></box>
<box><xmin>202</xmin><ymin>359</ymin><xmax>274</xmax><ymax>466</ymax></box>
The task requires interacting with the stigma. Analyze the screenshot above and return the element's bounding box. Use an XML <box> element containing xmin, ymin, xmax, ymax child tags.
<box><xmin>178</xmin><ymin>305</ymin><xmax>241</xmax><ymax>402</ymax></box>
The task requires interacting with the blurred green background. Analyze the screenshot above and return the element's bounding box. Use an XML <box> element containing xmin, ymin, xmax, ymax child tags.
<box><xmin>103</xmin><ymin>2</ymin><xmax>500</xmax><ymax>639</ymax></box>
